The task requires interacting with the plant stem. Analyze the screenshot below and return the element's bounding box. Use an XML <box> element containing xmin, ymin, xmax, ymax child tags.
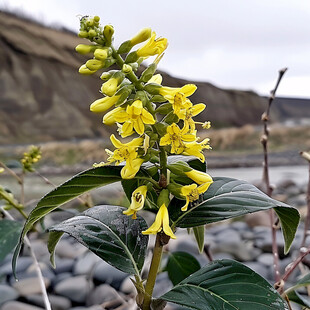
<box><xmin>261</xmin><ymin>68</ymin><xmax>287</xmax><ymax>284</ymax></box>
<box><xmin>300</xmin><ymin>152</ymin><xmax>310</xmax><ymax>248</ymax></box>
<box><xmin>142</xmin><ymin>233</ymin><xmax>164</xmax><ymax>310</ymax></box>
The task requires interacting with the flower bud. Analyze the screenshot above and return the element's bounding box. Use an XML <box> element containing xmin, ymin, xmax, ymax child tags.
<box><xmin>94</xmin><ymin>47</ymin><xmax>112</xmax><ymax>60</ymax></box>
<box><xmin>140</xmin><ymin>63</ymin><xmax>157</xmax><ymax>82</ymax></box>
<box><xmin>125</xmin><ymin>51</ymin><xmax>139</xmax><ymax>64</ymax></box>
<box><xmin>78</xmin><ymin>64</ymin><xmax>96</xmax><ymax>75</ymax></box>
<box><xmin>75</xmin><ymin>44</ymin><xmax>97</xmax><ymax>55</ymax></box>
<box><xmin>88</xmin><ymin>29</ymin><xmax>97</xmax><ymax>38</ymax></box>
<box><xmin>157</xmin><ymin>189</ymin><xmax>170</xmax><ymax>208</ymax></box>
<box><xmin>101</xmin><ymin>71</ymin><xmax>125</xmax><ymax>96</ymax></box>
<box><xmin>144</xmin><ymin>83</ymin><xmax>161</xmax><ymax>95</ymax></box>
<box><xmin>122</xmin><ymin>64</ymin><xmax>133</xmax><ymax>74</ymax></box>
<box><xmin>155</xmin><ymin>103</ymin><xmax>172</xmax><ymax>114</ymax></box>
<box><xmin>78</xmin><ymin>30</ymin><xmax>88</xmax><ymax>38</ymax></box>
<box><xmin>167</xmin><ymin>162</ymin><xmax>192</xmax><ymax>175</ymax></box>
<box><xmin>103</xmin><ymin>25</ymin><xmax>114</xmax><ymax>46</ymax></box>
<box><xmin>86</xmin><ymin>59</ymin><xmax>104</xmax><ymax>71</ymax></box>
<box><xmin>100</xmin><ymin>70</ymin><xmax>118</xmax><ymax>81</ymax></box>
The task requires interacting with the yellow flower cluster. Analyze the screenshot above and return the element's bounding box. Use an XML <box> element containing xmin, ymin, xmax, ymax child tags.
<box><xmin>20</xmin><ymin>145</ymin><xmax>41</xmax><ymax>172</ymax></box>
<box><xmin>77</xmin><ymin>16</ymin><xmax>213</xmax><ymax>238</ymax></box>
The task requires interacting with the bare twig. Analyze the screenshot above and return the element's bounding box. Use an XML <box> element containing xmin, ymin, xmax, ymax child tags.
<box><xmin>1</xmin><ymin>208</ymin><xmax>52</xmax><ymax>310</ymax></box>
<box><xmin>277</xmin><ymin>246</ymin><xmax>310</xmax><ymax>294</ymax></box>
<box><xmin>0</xmin><ymin>161</ymin><xmax>22</xmax><ymax>184</ymax></box>
<box><xmin>300</xmin><ymin>151</ymin><xmax>310</xmax><ymax>248</ymax></box>
<box><xmin>261</xmin><ymin>68</ymin><xmax>288</xmax><ymax>284</ymax></box>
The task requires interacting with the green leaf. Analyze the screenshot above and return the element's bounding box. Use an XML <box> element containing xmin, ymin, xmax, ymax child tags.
<box><xmin>12</xmin><ymin>165</ymin><xmax>152</xmax><ymax>276</ymax></box>
<box><xmin>0</xmin><ymin>219</ymin><xmax>22</xmax><ymax>262</ymax></box>
<box><xmin>193</xmin><ymin>225</ymin><xmax>205</xmax><ymax>253</ymax></box>
<box><xmin>167</xmin><ymin>155</ymin><xmax>206</xmax><ymax>172</ymax></box>
<box><xmin>166</xmin><ymin>252</ymin><xmax>200</xmax><ymax>286</ymax></box>
<box><xmin>170</xmin><ymin>177</ymin><xmax>299</xmax><ymax>254</ymax></box>
<box><xmin>161</xmin><ymin>259</ymin><xmax>289</xmax><ymax>310</ymax></box>
<box><xmin>48</xmin><ymin>205</ymin><xmax>148</xmax><ymax>276</ymax></box>
<box><xmin>286</xmin><ymin>290</ymin><xmax>310</xmax><ymax>308</ymax></box>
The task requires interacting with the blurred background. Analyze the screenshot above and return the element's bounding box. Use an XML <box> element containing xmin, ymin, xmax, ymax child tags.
<box><xmin>0</xmin><ymin>0</ymin><xmax>310</xmax><ymax>183</ymax></box>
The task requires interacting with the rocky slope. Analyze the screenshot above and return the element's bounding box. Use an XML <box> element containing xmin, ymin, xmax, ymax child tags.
<box><xmin>0</xmin><ymin>11</ymin><xmax>309</xmax><ymax>145</ymax></box>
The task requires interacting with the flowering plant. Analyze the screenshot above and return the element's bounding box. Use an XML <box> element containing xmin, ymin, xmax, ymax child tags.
<box><xmin>13</xmin><ymin>16</ymin><xmax>301</xmax><ymax>309</ymax></box>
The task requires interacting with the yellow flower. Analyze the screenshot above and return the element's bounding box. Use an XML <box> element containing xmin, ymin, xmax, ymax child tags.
<box><xmin>180</xmin><ymin>103</ymin><xmax>206</xmax><ymax>133</ymax></box>
<box><xmin>90</xmin><ymin>95</ymin><xmax>121</xmax><ymax>113</ymax></box>
<box><xmin>185</xmin><ymin>170</ymin><xmax>213</xmax><ymax>185</ymax></box>
<box><xmin>172</xmin><ymin>92</ymin><xmax>192</xmax><ymax>117</ymax></box>
<box><xmin>101</xmin><ymin>78</ymin><xmax>119</xmax><ymax>96</ymax></box>
<box><xmin>181</xmin><ymin>138</ymin><xmax>212</xmax><ymax>162</ymax></box>
<box><xmin>149</xmin><ymin>73</ymin><xmax>163</xmax><ymax>85</ymax></box>
<box><xmin>142</xmin><ymin>204</ymin><xmax>176</xmax><ymax>239</ymax></box>
<box><xmin>180</xmin><ymin>181</ymin><xmax>212</xmax><ymax>211</ymax></box>
<box><xmin>105</xmin><ymin>134</ymin><xmax>144</xmax><ymax>179</ymax></box>
<box><xmin>79</xmin><ymin>64</ymin><xmax>96</xmax><ymax>75</ymax></box>
<box><xmin>103</xmin><ymin>107</ymin><xmax>128</xmax><ymax>125</ymax></box>
<box><xmin>160</xmin><ymin>124</ymin><xmax>196</xmax><ymax>154</ymax></box>
<box><xmin>159</xmin><ymin>84</ymin><xmax>197</xmax><ymax>103</ymax></box>
<box><xmin>202</xmin><ymin>121</ymin><xmax>211</xmax><ymax>129</ymax></box>
<box><xmin>123</xmin><ymin>185</ymin><xmax>148</xmax><ymax>219</ymax></box>
<box><xmin>136</xmin><ymin>32</ymin><xmax>168</xmax><ymax>58</ymax></box>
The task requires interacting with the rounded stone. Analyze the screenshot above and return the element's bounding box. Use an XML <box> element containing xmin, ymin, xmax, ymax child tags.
<box><xmin>54</xmin><ymin>275</ymin><xmax>93</xmax><ymax>303</ymax></box>
<box><xmin>0</xmin><ymin>284</ymin><xmax>19</xmax><ymax>306</ymax></box>
<box><xmin>25</xmin><ymin>294</ymin><xmax>72</xmax><ymax>310</ymax></box>
<box><xmin>13</xmin><ymin>277</ymin><xmax>50</xmax><ymax>296</ymax></box>
<box><xmin>86</xmin><ymin>284</ymin><xmax>121</xmax><ymax>307</ymax></box>
<box><xmin>73</xmin><ymin>251</ymin><xmax>100</xmax><ymax>275</ymax></box>
<box><xmin>1</xmin><ymin>301</ymin><xmax>44</xmax><ymax>310</ymax></box>
<box><xmin>93</xmin><ymin>261</ymin><xmax>127</xmax><ymax>289</ymax></box>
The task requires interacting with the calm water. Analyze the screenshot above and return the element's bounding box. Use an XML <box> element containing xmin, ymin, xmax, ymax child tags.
<box><xmin>209</xmin><ymin>165</ymin><xmax>309</xmax><ymax>186</ymax></box>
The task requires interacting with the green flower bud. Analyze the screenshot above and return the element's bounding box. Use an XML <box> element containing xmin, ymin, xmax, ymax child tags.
<box><xmin>114</xmin><ymin>84</ymin><xmax>135</xmax><ymax>106</ymax></box>
<box><xmin>117</xmin><ymin>40</ymin><xmax>132</xmax><ymax>54</ymax></box>
<box><xmin>167</xmin><ymin>183</ymin><xmax>183</xmax><ymax>199</ymax></box>
<box><xmin>157</xmin><ymin>189</ymin><xmax>170</xmax><ymax>208</ymax></box>
<box><xmin>140</xmin><ymin>63</ymin><xmax>157</xmax><ymax>82</ymax></box>
<box><xmin>94</xmin><ymin>47</ymin><xmax>111</xmax><ymax>60</ymax></box>
<box><xmin>86</xmin><ymin>59</ymin><xmax>104</xmax><ymax>71</ymax></box>
<box><xmin>134</xmin><ymin>91</ymin><xmax>148</xmax><ymax>105</ymax></box>
<box><xmin>144</xmin><ymin>83</ymin><xmax>161</xmax><ymax>95</ymax></box>
<box><xmin>122</xmin><ymin>64</ymin><xmax>133</xmax><ymax>74</ymax></box>
<box><xmin>75</xmin><ymin>44</ymin><xmax>96</xmax><ymax>55</ymax></box>
<box><xmin>88</xmin><ymin>29</ymin><xmax>97</xmax><ymax>37</ymax></box>
<box><xmin>103</xmin><ymin>25</ymin><xmax>114</xmax><ymax>46</ymax></box>
<box><xmin>151</xmin><ymin>95</ymin><xmax>166</xmax><ymax>103</ymax></box>
<box><xmin>155</xmin><ymin>102</ymin><xmax>173</xmax><ymax>114</ymax></box>
<box><xmin>125</xmin><ymin>51</ymin><xmax>139</xmax><ymax>64</ymax></box>
<box><xmin>100</xmin><ymin>70</ymin><xmax>118</xmax><ymax>81</ymax></box>
<box><xmin>167</xmin><ymin>162</ymin><xmax>192</xmax><ymax>175</ymax></box>
<box><xmin>78</xmin><ymin>30</ymin><xmax>88</xmax><ymax>38</ymax></box>
<box><xmin>94</xmin><ymin>16</ymin><xmax>100</xmax><ymax>23</ymax></box>
<box><xmin>163</xmin><ymin>111</ymin><xmax>179</xmax><ymax>124</ymax></box>
<box><xmin>79</xmin><ymin>64</ymin><xmax>96</xmax><ymax>75</ymax></box>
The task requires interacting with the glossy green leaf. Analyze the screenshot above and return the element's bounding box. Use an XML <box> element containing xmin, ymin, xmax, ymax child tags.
<box><xmin>12</xmin><ymin>165</ymin><xmax>151</xmax><ymax>276</ymax></box>
<box><xmin>48</xmin><ymin>205</ymin><xmax>148</xmax><ymax>275</ymax></box>
<box><xmin>286</xmin><ymin>290</ymin><xmax>310</xmax><ymax>308</ymax></box>
<box><xmin>170</xmin><ymin>177</ymin><xmax>299</xmax><ymax>254</ymax></box>
<box><xmin>161</xmin><ymin>259</ymin><xmax>289</xmax><ymax>310</ymax></box>
<box><xmin>193</xmin><ymin>225</ymin><xmax>205</xmax><ymax>253</ymax></box>
<box><xmin>0</xmin><ymin>220</ymin><xmax>22</xmax><ymax>262</ymax></box>
<box><xmin>166</xmin><ymin>252</ymin><xmax>200</xmax><ymax>286</ymax></box>
<box><xmin>167</xmin><ymin>155</ymin><xmax>206</xmax><ymax>172</ymax></box>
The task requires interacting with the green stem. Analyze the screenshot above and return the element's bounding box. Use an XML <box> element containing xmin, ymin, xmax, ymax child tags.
<box><xmin>142</xmin><ymin>233</ymin><xmax>164</xmax><ymax>310</ymax></box>
<box><xmin>111</xmin><ymin>46</ymin><xmax>143</xmax><ymax>90</ymax></box>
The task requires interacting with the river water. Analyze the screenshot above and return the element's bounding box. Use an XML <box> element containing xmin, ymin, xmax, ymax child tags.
<box><xmin>209</xmin><ymin>165</ymin><xmax>309</xmax><ymax>185</ymax></box>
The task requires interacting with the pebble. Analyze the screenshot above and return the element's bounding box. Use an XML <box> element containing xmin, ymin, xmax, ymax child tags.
<box><xmin>25</xmin><ymin>294</ymin><xmax>72</xmax><ymax>310</ymax></box>
<box><xmin>86</xmin><ymin>284</ymin><xmax>122</xmax><ymax>307</ymax></box>
<box><xmin>54</xmin><ymin>275</ymin><xmax>93</xmax><ymax>303</ymax></box>
<box><xmin>1</xmin><ymin>301</ymin><xmax>44</xmax><ymax>310</ymax></box>
<box><xmin>13</xmin><ymin>277</ymin><xmax>50</xmax><ymax>296</ymax></box>
<box><xmin>92</xmin><ymin>260</ymin><xmax>127</xmax><ymax>289</ymax></box>
<box><xmin>0</xmin><ymin>284</ymin><xmax>19</xmax><ymax>306</ymax></box>
<box><xmin>73</xmin><ymin>251</ymin><xmax>100</xmax><ymax>276</ymax></box>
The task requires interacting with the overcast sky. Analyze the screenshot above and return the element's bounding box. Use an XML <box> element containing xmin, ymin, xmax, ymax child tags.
<box><xmin>1</xmin><ymin>0</ymin><xmax>310</xmax><ymax>98</ymax></box>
